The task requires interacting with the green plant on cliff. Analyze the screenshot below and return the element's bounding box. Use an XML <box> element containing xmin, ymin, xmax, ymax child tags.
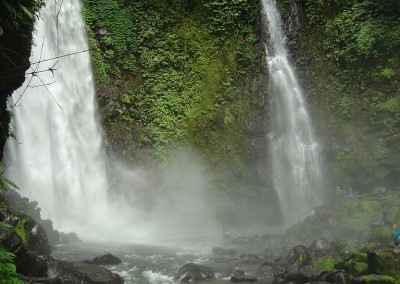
<box><xmin>0</xmin><ymin>0</ymin><xmax>44</xmax><ymax>40</ymax></box>
<box><xmin>0</xmin><ymin>222</ymin><xmax>22</xmax><ymax>284</ymax></box>
<box><xmin>0</xmin><ymin>165</ymin><xmax>22</xmax><ymax>284</ymax></box>
<box><xmin>301</xmin><ymin>0</ymin><xmax>400</xmax><ymax>189</ymax></box>
<box><xmin>312</xmin><ymin>256</ymin><xmax>335</xmax><ymax>273</ymax></box>
<box><xmin>82</xmin><ymin>0</ymin><xmax>260</xmax><ymax>195</ymax></box>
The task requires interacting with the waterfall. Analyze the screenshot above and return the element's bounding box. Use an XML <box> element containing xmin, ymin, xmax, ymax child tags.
<box><xmin>261</xmin><ymin>0</ymin><xmax>323</xmax><ymax>225</ymax></box>
<box><xmin>3</xmin><ymin>0</ymin><xmax>111</xmax><ymax>239</ymax></box>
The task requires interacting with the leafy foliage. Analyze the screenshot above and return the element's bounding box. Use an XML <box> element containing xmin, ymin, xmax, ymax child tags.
<box><xmin>203</xmin><ymin>0</ymin><xmax>257</xmax><ymax>41</ymax></box>
<box><xmin>300</xmin><ymin>0</ymin><xmax>400</xmax><ymax>188</ymax></box>
<box><xmin>0</xmin><ymin>0</ymin><xmax>44</xmax><ymax>39</ymax></box>
<box><xmin>0</xmin><ymin>165</ymin><xmax>22</xmax><ymax>284</ymax></box>
<box><xmin>82</xmin><ymin>0</ymin><xmax>259</xmax><ymax>174</ymax></box>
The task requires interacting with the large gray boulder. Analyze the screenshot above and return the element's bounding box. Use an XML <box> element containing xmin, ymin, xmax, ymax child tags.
<box><xmin>175</xmin><ymin>262</ymin><xmax>215</xmax><ymax>282</ymax></box>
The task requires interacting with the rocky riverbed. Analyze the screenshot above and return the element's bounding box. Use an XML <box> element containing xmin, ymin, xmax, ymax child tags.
<box><xmin>1</xmin><ymin>186</ymin><xmax>400</xmax><ymax>283</ymax></box>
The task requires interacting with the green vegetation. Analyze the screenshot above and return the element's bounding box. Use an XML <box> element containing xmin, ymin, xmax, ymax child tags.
<box><xmin>13</xmin><ymin>218</ymin><xmax>26</xmax><ymax>245</ymax></box>
<box><xmin>82</xmin><ymin>0</ymin><xmax>260</xmax><ymax>193</ymax></box>
<box><xmin>0</xmin><ymin>165</ymin><xmax>22</xmax><ymax>284</ymax></box>
<box><xmin>0</xmin><ymin>222</ymin><xmax>22</xmax><ymax>284</ymax></box>
<box><xmin>300</xmin><ymin>0</ymin><xmax>400</xmax><ymax>189</ymax></box>
<box><xmin>312</xmin><ymin>256</ymin><xmax>335</xmax><ymax>272</ymax></box>
<box><xmin>0</xmin><ymin>0</ymin><xmax>44</xmax><ymax>42</ymax></box>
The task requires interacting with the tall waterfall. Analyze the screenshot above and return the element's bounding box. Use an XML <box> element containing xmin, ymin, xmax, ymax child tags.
<box><xmin>3</xmin><ymin>0</ymin><xmax>111</xmax><ymax>238</ymax></box>
<box><xmin>261</xmin><ymin>0</ymin><xmax>323</xmax><ymax>224</ymax></box>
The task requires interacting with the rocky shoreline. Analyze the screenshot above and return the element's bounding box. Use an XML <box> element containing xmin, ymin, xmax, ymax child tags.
<box><xmin>0</xmin><ymin>189</ymin><xmax>123</xmax><ymax>284</ymax></box>
<box><xmin>1</xmin><ymin>187</ymin><xmax>400</xmax><ymax>283</ymax></box>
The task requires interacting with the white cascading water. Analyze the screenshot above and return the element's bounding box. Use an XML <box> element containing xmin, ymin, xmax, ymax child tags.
<box><xmin>3</xmin><ymin>0</ymin><xmax>112</xmax><ymax>239</ymax></box>
<box><xmin>261</xmin><ymin>0</ymin><xmax>323</xmax><ymax>225</ymax></box>
<box><xmin>3</xmin><ymin>0</ymin><xmax>221</xmax><ymax>243</ymax></box>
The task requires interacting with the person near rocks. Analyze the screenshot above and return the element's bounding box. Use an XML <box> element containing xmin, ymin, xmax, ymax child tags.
<box><xmin>336</xmin><ymin>186</ymin><xmax>343</xmax><ymax>196</ymax></box>
<box><xmin>222</xmin><ymin>228</ymin><xmax>232</xmax><ymax>238</ymax></box>
<box><xmin>393</xmin><ymin>229</ymin><xmax>400</xmax><ymax>247</ymax></box>
<box><xmin>347</xmin><ymin>186</ymin><xmax>353</xmax><ymax>198</ymax></box>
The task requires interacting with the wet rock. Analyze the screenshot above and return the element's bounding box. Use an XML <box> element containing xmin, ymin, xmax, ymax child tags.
<box><xmin>367</xmin><ymin>248</ymin><xmax>400</xmax><ymax>276</ymax></box>
<box><xmin>175</xmin><ymin>262</ymin><xmax>215</xmax><ymax>282</ymax></box>
<box><xmin>1</xmin><ymin>213</ymin><xmax>51</xmax><ymax>255</ymax></box>
<box><xmin>285</xmin><ymin>271</ymin><xmax>310</xmax><ymax>283</ymax></box>
<box><xmin>212</xmin><ymin>246</ymin><xmax>238</xmax><ymax>257</ymax></box>
<box><xmin>285</xmin><ymin>245</ymin><xmax>311</xmax><ymax>273</ymax></box>
<box><xmin>309</xmin><ymin>238</ymin><xmax>331</xmax><ymax>258</ymax></box>
<box><xmin>211</xmin><ymin>247</ymin><xmax>239</xmax><ymax>262</ymax></box>
<box><xmin>87</xmin><ymin>253</ymin><xmax>122</xmax><ymax>265</ymax></box>
<box><xmin>239</xmin><ymin>253</ymin><xmax>263</xmax><ymax>264</ymax></box>
<box><xmin>62</xmin><ymin>261</ymin><xmax>124</xmax><ymax>284</ymax></box>
<box><xmin>256</xmin><ymin>260</ymin><xmax>276</xmax><ymax>282</ymax></box>
<box><xmin>352</xmin><ymin>274</ymin><xmax>396</xmax><ymax>284</ymax></box>
<box><xmin>323</xmin><ymin>271</ymin><xmax>351</xmax><ymax>284</ymax></box>
<box><xmin>59</xmin><ymin>232</ymin><xmax>82</xmax><ymax>244</ymax></box>
<box><xmin>230</xmin><ymin>269</ymin><xmax>257</xmax><ymax>282</ymax></box>
<box><xmin>1</xmin><ymin>216</ymin><xmax>50</xmax><ymax>277</ymax></box>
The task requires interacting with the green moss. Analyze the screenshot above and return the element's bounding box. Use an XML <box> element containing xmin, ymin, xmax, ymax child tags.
<box><xmin>358</xmin><ymin>274</ymin><xmax>396</xmax><ymax>284</ymax></box>
<box><xmin>13</xmin><ymin>218</ymin><xmax>27</xmax><ymax>245</ymax></box>
<box><xmin>341</xmin><ymin>122</ymin><xmax>354</xmax><ymax>136</ymax></box>
<box><xmin>354</xmin><ymin>262</ymin><xmax>368</xmax><ymax>275</ymax></box>
<box><xmin>350</xmin><ymin>250</ymin><xmax>368</xmax><ymax>263</ymax></box>
<box><xmin>374</xmin><ymin>251</ymin><xmax>400</xmax><ymax>277</ymax></box>
<box><xmin>369</xmin><ymin>226</ymin><xmax>393</xmax><ymax>244</ymax></box>
<box><xmin>82</xmin><ymin>0</ymin><xmax>260</xmax><ymax>195</ymax></box>
<box><xmin>360</xmin><ymin>200</ymin><xmax>380</xmax><ymax>211</ymax></box>
<box><xmin>340</xmin><ymin>210</ymin><xmax>382</xmax><ymax>232</ymax></box>
<box><xmin>312</xmin><ymin>256</ymin><xmax>335</xmax><ymax>272</ymax></box>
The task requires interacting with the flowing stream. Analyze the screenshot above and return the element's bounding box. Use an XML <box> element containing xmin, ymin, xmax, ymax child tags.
<box><xmin>261</xmin><ymin>0</ymin><xmax>323</xmax><ymax>225</ymax></box>
<box><xmin>3</xmin><ymin>0</ymin><xmax>111</xmax><ymax>239</ymax></box>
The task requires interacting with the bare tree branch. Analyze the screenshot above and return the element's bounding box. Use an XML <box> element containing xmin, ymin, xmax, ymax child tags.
<box><xmin>29</xmin><ymin>81</ymin><xmax>56</xmax><ymax>88</ymax></box>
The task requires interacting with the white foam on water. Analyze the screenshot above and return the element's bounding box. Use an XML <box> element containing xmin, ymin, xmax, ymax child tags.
<box><xmin>142</xmin><ymin>270</ymin><xmax>175</xmax><ymax>284</ymax></box>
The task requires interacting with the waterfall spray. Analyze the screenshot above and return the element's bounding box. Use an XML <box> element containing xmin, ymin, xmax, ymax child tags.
<box><xmin>3</xmin><ymin>0</ymin><xmax>220</xmax><ymax>243</ymax></box>
<box><xmin>261</xmin><ymin>0</ymin><xmax>323</xmax><ymax>225</ymax></box>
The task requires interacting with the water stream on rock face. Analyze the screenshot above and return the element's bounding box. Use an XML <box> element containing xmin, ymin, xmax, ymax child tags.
<box><xmin>261</xmin><ymin>0</ymin><xmax>323</xmax><ymax>225</ymax></box>
<box><xmin>3</xmin><ymin>0</ymin><xmax>112</xmax><ymax>239</ymax></box>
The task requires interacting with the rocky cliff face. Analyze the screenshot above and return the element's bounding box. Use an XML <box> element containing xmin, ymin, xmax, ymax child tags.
<box><xmin>0</xmin><ymin>1</ymin><xmax>44</xmax><ymax>160</ymax></box>
<box><xmin>287</xmin><ymin>1</ymin><xmax>400</xmax><ymax>192</ymax></box>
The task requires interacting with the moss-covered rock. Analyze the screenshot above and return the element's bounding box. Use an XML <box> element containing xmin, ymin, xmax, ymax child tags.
<box><xmin>352</xmin><ymin>274</ymin><xmax>397</xmax><ymax>284</ymax></box>
<box><xmin>367</xmin><ymin>249</ymin><xmax>400</xmax><ymax>278</ymax></box>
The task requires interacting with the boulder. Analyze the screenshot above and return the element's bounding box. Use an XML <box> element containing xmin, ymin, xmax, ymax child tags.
<box><xmin>285</xmin><ymin>245</ymin><xmax>311</xmax><ymax>273</ymax></box>
<box><xmin>256</xmin><ymin>260</ymin><xmax>277</xmax><ymax>282</ymax></box>
<box><xmin>62</xmin><ymin>261</ymin><xmax>124</xmax><ymax>284</ymax></box>
<box><xmin>175</xmin><ymin>263</ymin><xmax>215</xmax><ymax>282</ymax></box>
<box><xmin>352</xmin><ymin>274</ymin><xmax>396</xmax><ymax>284</ymax></box>
<box><xmin>211</xmin><ymin>246</ymin><xmax>239</xmax><ymax>262</ymax></box>
<box><xmin>87</xmin><ymin>253</ymin><xmax>122</xmax><ymax>265</ymax></box>
<box><xmin>1</xmin><ymin>213</ymin><xmax>51</xmax><ymax>255</ymax></box>
<box><xmin>309</xmin><ymin>238</ymin><xmax>331</xmax><ymax>258</ymax></box>
<box><xmin>239</xmin><ymin>253</ymin><xmax>263</xmax><ymax>264</ymax></box>
<box><xmin>230</xmin><ymin>269</ymin><xmax>257</xmax><ymax>282</ymax></box>
<box><xmin>323</xmin><ymin>271</ymin><xmax>351</xmax><ymax>284</ymax></box>
<box><xmin>367</xmin><ymin>248</ymin><xmax>400</xmax><ymax>276</ymax></box>
<box><xmin>59</xmin><ymin>232</ymin><xmax>82</xmax><ymax>244</ymax></box>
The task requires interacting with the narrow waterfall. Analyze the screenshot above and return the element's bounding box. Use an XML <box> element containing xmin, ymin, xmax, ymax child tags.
<box><xmin>261</xmin><ymin>0</ymin><xmax>323</xmax><ymax>224</ymax></box>
<box><xmin>3</xmin><ymin>0</ymin><xmax>111</xmax><ymax>238</ymax></box>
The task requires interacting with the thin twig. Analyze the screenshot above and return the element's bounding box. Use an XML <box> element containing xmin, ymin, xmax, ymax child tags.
<box><xmin>0</xmin><ymin>49</ymin><xmax>90</xmax><ymax>75</ymax></box>
<box><xmin>34</xmin><ymin>73</ymin><xmax>63</xmax><ymax>109</ymax></box>
<box><xmin>30</xmin><ymin>49</ymin><xmax>89</xmax><ymax>65</ymax></box>
<box><xmin>29</xmin><ymin>81</ymin><xmax>56</xmax><ymax>88</ymax></box>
